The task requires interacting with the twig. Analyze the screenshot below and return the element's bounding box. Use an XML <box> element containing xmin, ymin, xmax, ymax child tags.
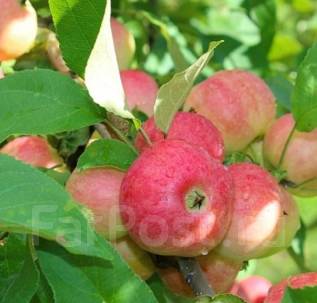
<box><xmin>177</xmin><ymin>257</ymin><xmax>214</xmax><ymax>297</ymax></box>
<box><xmin>287</xmin><ymin>247</ymin><xmax>310</xmax><ymax>272</ymax></box>
<box><xmin>277</xmin><ymin>124</ymin><xmax>296</xmax><ymax>169</ymax></box>
<box><xmin>94</xmin><ymin>123</ymin><xmax>111</xmax><ymax>139</ymax></box>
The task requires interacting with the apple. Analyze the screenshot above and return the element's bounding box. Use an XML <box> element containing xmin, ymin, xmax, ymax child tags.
<box><xmin>111</xmin><ymin>18</ymin><xmax>135</xmax><ymax>70</ymax></box>
<box><xmin>120</xmin><ymin>139</ymin><xmax>233</xmax><ymax>257</ymax></box>
<box><xmin>231</xmin><ymin>276</ymin><xmax>272</xmax><ymax>303</ymax></box>
<box><xmin>1</xmin><ymin>136</ymin><xmax>62</xmax><ymax>169</ymax></box>
<box><xmin>120</xmin><ymin>70</ymin><xmax>158</xmax><ymax>117</ymax></box>
<box><xmin>46</xmin><ymin>32</ymin><xmax>70</xmax><ymax>74</ymax></box>
<box><xmin>112</xmin><ymin>236</ymin><xmax>155</xmax><ymax>280</ymax></box>
<box><xmin>216</xmin><ymin>163</ymin><xmax>300</xmax><ymax>261</ymax></box>
<box><xmin>159</xmin><ymin>251</ymin><xmax>242</xmax><ymax>297</ymax></box>
<box><xmin>184</xmin><ymin>69</ymin><xmax>276</xmax><ymax>153</ymax></box>
<box><xmin>66</xmin><ymin>167</ymin><xmax>127</xmax><ymax>240</ymax></box>
<box><xmin>264</xmin><ymin>272</ymin><xmax>317</xmax><ymax>303</ymax></box>
<box><xmin>0</xmin><ymin>0</ymin><xmax>37</xmax><ymax>61</ymax></box>
<box><xmin>135</xmin><ymin>112</ymin><xmax>225</xmax><ymax>162</ymax></box>
<box><xmin>263</xmin><ymin>113</ymin><xmax>317</xmax><ymax>196</ymax></box>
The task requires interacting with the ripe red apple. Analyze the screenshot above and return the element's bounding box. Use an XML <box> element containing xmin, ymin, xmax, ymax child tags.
<box><xmin>0</xmin><ymin>0</ymin><xmax>38</xmax><ymax>61</ymax></box>
<box><xmin>265</xmin><ymin>272</ymin><xmax>317</xmax><ymax>303</ymax></box>
<box><xmin>135</xmin><ymin>112</ymin><xmax>225</xmax><ymax>162</ymax></box>
<box><xmin>120</xmin><ymin>139</ymin><xmax>233</xmax><ymax>257</ymax></box>
<box><xmin>111</xmin><ymin>18</ymin><xmax>135</xmax><ymax>70</ymax></box>
<box><xmin>66</xmin><ymin>168</ymin><xmax>127</xmax><ymax>240</ymax></box>
<box><xmin>185</xmin><ymin>70</ymin><xmax>276</xmax><ymax>153</ymax></box>
<box><xmin>159</xmin><ymin>251</ymin><xmax>242</xmax><ymax>297</ymax></box>
<box><xmin>1</xmin><ymin>136</ymin><xmax>62</xmax><ymax>169</ymax></box>
<box><xmin>231</xmin><ymin>276</ymin><xmax>272</xmax><ymax>303</ymax></box>
<box><xmin>120</xmin><ymin>70</ymin><xmax>158</xmax><ymax>117</ymax></box>
<box><xmin>112</xmin><ymin>236</ymin><xmax>155</xmax><ymax>280</ymax></box>
<box><xmin>263</xmin><ymin>113</ymin><xmax>317</xmax><ymax>196</ymax></box>
<box><xmin>216</xmin><ymin>163</ymin><xmax>300</xmax><ymax>261</ymax></box>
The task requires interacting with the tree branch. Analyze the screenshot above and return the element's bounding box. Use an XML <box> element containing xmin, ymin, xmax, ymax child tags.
<box><xmin>177</xmin><ymin>257</ymin><xmax>214</xmax><ymax>297</ymax></box>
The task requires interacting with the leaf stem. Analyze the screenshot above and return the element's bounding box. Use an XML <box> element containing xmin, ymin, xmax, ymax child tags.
<box><xmin>139</xmin><ymin>127</ymin><xmax>153</xmax><ymax>147</ymax></box>
<box><xmin>177</xmin><ymin>257</ymin><xmax>214</xmax><ymax>297</ymax></box>
<box><xmin>287</xmin><ymin>247</ymin><xmax>310</xmax><ymax>272</ymax></box>
<box><xmin>104</xmin><ymin>118</ymin><xmax>139</xmax><ymax>155</ymax></box>
<box><xmin>94</xmin><ymin>123</ymin><xmax>111</xmax><ymax>139</ymax></box>
<box><xmin>277</xmin><ymin>123</ymin><xmax>297</xmax><ymax>169</ymax></box>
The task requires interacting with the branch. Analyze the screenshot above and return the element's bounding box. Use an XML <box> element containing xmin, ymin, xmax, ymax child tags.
<box><xmin>94</xmin><ymin>123</ymin><xmax>111</xmax><ymax>139</ymax></box>
<box><xmin>177</xmin><ymin>257</ymin><xmax>214</xmax><ymax>297</ymax></box>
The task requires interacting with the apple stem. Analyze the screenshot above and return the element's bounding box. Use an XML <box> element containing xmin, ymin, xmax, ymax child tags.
<box><xmin>94</xmin><ymin>123</ymin><xmax>111</xmax><ymax>139</ymax></box>
<box><xmin>104</xmin><ymin>118</ymin><xmax>139</xmax><ymax>155</ymax></box>
<box><xmin>139</xmin><ymin>126</ymin><xmax>153</xmax><ymax>147</ymax></box>
<box><xmin>177</xmin><ymin>257</ymin><xmax>214</xmax><ymax>298</ymax></box>
<box><xmin>277</xmin><ymin>123</ymin><xmax>297</xmax><ymax>169</ymax></box>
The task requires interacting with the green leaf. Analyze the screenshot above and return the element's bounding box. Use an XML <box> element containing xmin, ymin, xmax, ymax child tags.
<box><xmin>154</xmin><ymin>41</ymin><xmax>223</xmax><ymax>133</ymax></box>
<box><xmin>291</xmin><ymin>43</ymin><xmax>317</xmax><ymax>131</ymax></box>
<box><xmin>1</xmin><ymin>238</ymin><xmax>39</xmax><ymax>303</ymax></box>
<box><xmin>266</xmin><ymin>75</ymin><xmax>293</xmax><ymax>112</ymax></box>
<box><xmin>85</xmin><ymin>0</ymin><xmax>133</xmax><ymax>119</ymax></box>
<box><xmin>147</xmin><ymin>274</ymin><xmax>194</xmax><ymax>303</ymax></box>
<box><xmin>37</xmin><ymin>241</ymin><xmax>105</xmax><ymax>303</ymax></box>
<box><xmin>282</xmin><ymin>286</ymin><xmax>317</xmax><ymax>303</ymax></box>
<box><xmin>0</xmin><ymin>234</ymin><xmax>27</xmax><ymax>297</ymax></box>
<box><xmin>48</xmin><ymin>0</ymin><xmax>106</xmax><ymax>77</ymax></box>
<box><xmin>291</xmin><ymin>219</ymin><xmax>306</xmax><ymax>261</ymax></box>
<box><xmin>77</xmin><ymin>139</ymin><xmax>137</xmax><ymax>171</ymax></box>
<box><xmin>38</xmin><ymin>240</ymin><xmax>159</xmax><ymax>303</ymax></box>
<box><xmin>31</xmin><ymin>271</ymin><xmax>54</xmax><ymax>303</ymax></box>
<box><xmin>141</xmin><ymin>11</ymin><xmax>189</xmax><ymax>71</ymax></box>
<box><xmin>0</xmin><ymin>69</ymin><xmax>105</xmax><ymax>143</ymax></box>
<box><xmin>0</xmin><ymin>155</ymin><xmax>112</xmax><ymax>260</ymax></box>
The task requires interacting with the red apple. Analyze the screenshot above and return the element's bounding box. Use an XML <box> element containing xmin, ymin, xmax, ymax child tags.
<box><xmin>135</xmin><ymin>112</ymin><xmax>225</xmax><ymax>162</ymax></box>
<box><xmin>263</xmin><ymin>113</ymin><xmax>317</xmax><ymax>196</ymax></box>
<box><xmin>120</xmin><ymin>139</ymin><xmax>233</xmax><ymax>257</ymax></box>
<box><xmin>185</xmin><ymin>70</ymin><xmax>276</xmax><ymax>153</ymax></box>
<box><xmin>66</xmin><ymin>168</ymin><xmax>127</xmax><ymax>240</ymax></box>
<box><xmin>231</xmin><ymin>276</ymin><xmax>272</xmax><ymax>303</ymax></box>
<box><xmin>1</xmin><ymin>136</ymin><xmax>62</xmax><ymax>169</ymax></box>
<box><xmin>159</xmin><ymin>251</ymin><xmax>242</xmax><ymax>297</ymax></box>
<box><xmin>112</xmin><ymin>236</ymin><xmax>155</xmax><ymax>280</ymax></box>
<box><xmin>111</xmin><ymin>18</ymin><xmax>135</xmax><ymax>70</ymax></box>
<box><xmin>216</xmin><ymin>163</ymin><xmax>300</xmax><ymax>261</ymax></box>
<box><xmin>120</xmin><ymin>70</ymin><xmax>158</xmax><ymax>117</ymax></box>
<box><xmin>265</xmin><ymin>272</ymin><xmax>317</xmax><ymax>303</ymax></box>
<box><xmin>0</xmin><ymin>0</ymin><xmax>37</xmax><ymax>61</ymax></box>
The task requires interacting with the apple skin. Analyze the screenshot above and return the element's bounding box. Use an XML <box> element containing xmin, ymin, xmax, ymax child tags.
<box><xmin>1</xmin><ymin>136</ymin><xmax>62</xmax><ymax>169</ymax></box>
<box><xmin>0</xmin><ymin>0</ymin><xmax>37</xmax><ymax>61</ymax></box>
<box><xmin>120</xmin><ymin>139</ymin><xmax>233</xmax><ymax>257</ymax></box>
<box><xmin>231</xmin><ymin>276</ymin><xmax>272</xmax><ymax>303</ymax></box>
<box><xmin>66</xmin><ymin>168</ymin><xmax>127</xmax><ymax>240</ymax></box>
<box><xmin>120</xmin><ymin>70</ymin><xmax>158</xmax><ymax>117</ymax></box>
<box><xmin>216</xmin><ymin>163</ymin><xmax>300</xmax><ymax>261</ymax></box>
<box><xmin>159</xmin><ymin>251</ymin><xmax>242</xmax><ymax>297</ymax></box>
<box><xmin>112</xmin><ymin>236</ymin><xmax>155</xmax><ymax>280</ymax></box>
<box><xmin>264</xmin><ymin>272</ymin><xmax>317</xmax><ymax>303</ymax></box>
<box><xmin>135</xmin><ymin>112</ymin><xmax>225</xmax><ymax>162</ymax></box>
<box><xmin>263</xmin><ymin>113</ymin><xmax>317</xmax><ymax>197</ymax></box>
<box><xmin>111</xmin><ymin>18</ymin><xmax>135</xmax><ymax>70</ymax></box>
<box><xmin>185</xmin><ymin>69</ymin><xmax>276</xmax><ymax>153</ymax></box>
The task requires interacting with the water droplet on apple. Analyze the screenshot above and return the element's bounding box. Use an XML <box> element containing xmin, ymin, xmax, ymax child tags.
<box><xmin>201</xmin><ymin>249</ymin><xmax>209</xmax><ymax>256</ymax></box>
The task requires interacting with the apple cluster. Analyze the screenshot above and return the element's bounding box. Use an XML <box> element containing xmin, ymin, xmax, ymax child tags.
<box><xmin>1</xmin><ymin>7</ymin><xmax>317</xmax><ymax>302</ymax></box>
